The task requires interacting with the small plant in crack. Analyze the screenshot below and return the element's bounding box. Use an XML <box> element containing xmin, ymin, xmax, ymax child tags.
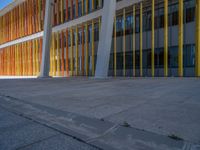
<box><xmin>122</xmin><ymin>121</ymin><xmax>131</xmax><ymax>127</ymax></box>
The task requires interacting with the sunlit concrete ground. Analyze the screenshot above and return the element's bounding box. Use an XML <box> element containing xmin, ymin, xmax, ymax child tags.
<box><xmin>0</xmin><ymin>76</ymin><xmax>37</xmax><ymax>79</ymax></box>
<box><xmin>0</xmin><ymin>77</ymin><xmax>200</xmax><ymax>149</ymax></box>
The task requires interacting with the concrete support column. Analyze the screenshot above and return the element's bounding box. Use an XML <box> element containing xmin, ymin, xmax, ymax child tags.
<box><xmin>95</xmin><ymin>0</ymin><xmax>116</xmax><ymax>78</ymax></box>
<box><xmin>39</xmin><ymin>0</ymin><xmax>53</xmax><ymax>77</ymax></box>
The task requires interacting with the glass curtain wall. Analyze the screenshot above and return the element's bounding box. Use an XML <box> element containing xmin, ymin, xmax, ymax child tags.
<box><xmin>109</xmin><ymin>0</ymin><xmax>196</xmax><ymax>77</ymax></box>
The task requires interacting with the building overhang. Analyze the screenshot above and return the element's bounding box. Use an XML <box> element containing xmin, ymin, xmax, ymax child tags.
<box><xmin>0</xmin><ymin>0</ymin><xmax>25</xmax><ymax>17</ymax></box>
<box><xmin>0</xmin><ymin>0</ymin><xmax>143</xmax><ymax>50</ymax></box>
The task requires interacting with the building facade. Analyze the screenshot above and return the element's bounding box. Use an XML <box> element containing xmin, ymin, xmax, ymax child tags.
<box><xmin>0</xmin><ymin>0</ymin><xmax>199</xmax><ymax>77</ymax></box>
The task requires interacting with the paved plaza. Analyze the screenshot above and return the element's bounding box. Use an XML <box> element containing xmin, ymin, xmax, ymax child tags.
<box><xmin>0</xmin><ymin>78</ymin><xmax>200</xmax><ymax>150</ymax></box>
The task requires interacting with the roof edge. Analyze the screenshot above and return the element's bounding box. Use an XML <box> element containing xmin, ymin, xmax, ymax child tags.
<box><xmin>0</xmin><ymin>0</ymin><xmax>25</xmax><ymax>17</ymax></box>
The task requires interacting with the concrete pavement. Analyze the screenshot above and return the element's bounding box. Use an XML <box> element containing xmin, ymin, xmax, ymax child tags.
<box><xmin>0</xmin><ymin>105</ymin><xmax>99</xmax><ymax>150</ymax></box>
<box><xmin>0</xmin><ymin>77</ymin><xmax>200</xmax><ymax>149</ymax></box>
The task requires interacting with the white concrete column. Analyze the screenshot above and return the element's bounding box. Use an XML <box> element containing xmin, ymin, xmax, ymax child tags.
<box><xmin>95</xmin><ymin>0</ymin><xmax>116</xmax><ymax>78</ymax></box>
<box><xmin>39</xmin><ymin>0</ymin><xmax>54</xmax><ymax>77</ymax></box>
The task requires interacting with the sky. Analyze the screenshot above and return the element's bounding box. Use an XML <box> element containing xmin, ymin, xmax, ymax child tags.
<box><xmin>0</xmin><ymin>0</ymin><xmax>13</xmax><ymax>10</ymax></box>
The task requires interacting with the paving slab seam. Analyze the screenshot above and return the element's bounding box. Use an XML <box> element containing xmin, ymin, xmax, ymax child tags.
<box><xmin>16</xmin><ymin>134</ymin><xmax>59</xmax><ymax>150</ymax></box>
<box><xmin>86</xmin><ymin>124</ymin><xmax>120</xmax><ymax>143</ymax></box>
<box><xmin>0</xmin><ymin>106</ymin><xmax>115</xmax><ymax>150</ymax></box>
<box><xmin>0</xmin><ymin>97</ymin><xmax>103</xmax><ymax>150</ymax></box>
<box><xmin>0</xmin><ymin>94</ymin><xmax>200</xmax><ymax>150</ymax></box>
<box><xmin>0</xmin><ymin>94</ymin><xmax>115</xmax><ymax>149</ymax></box>
<box><xmin>0</xmin><ymin>104</ymin><xmax>104</xmax><ymax>150</ymax></box>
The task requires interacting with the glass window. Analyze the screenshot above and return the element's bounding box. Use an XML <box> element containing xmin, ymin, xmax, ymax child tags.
<box><xmin>109</xmin><ymin>54</ymin><xmax>114</xmax><ymax>70</ymax></box>
<box><xmin>159</xmin><ymin>8</ymin><xmax>164</xmax><ymax>28</ymax></box>
<box><xmin>154</xmin><ymin>48</ymin><xmax>159</xmax><ymax>68</ymax></box>
<box><xmin>116</xmin><ymin>16</ymin><xmax>123</xmax><ymax>36</ymax></box>
<box><xmin>135</xmin><ymin>51</ymin><xmax>140</xmax><ymax>68</ymax></box>
<box><xmin>88</xmin><ymin>25</ymin><xmax>92</xmax><ymax>43</ymax></box>
<box><xmin>135</xmin><ymin>15</ymin><xmax>140</xmax><ymax>33</ymax></box>
<box><xmin>94</xmin><ymin>23</ymin><xmax>99</xmax><ymax>41</ymax></box>
<box><xmin>169</xmin><ymin>46</ymin><xmax>178</xmax><ymax>68</ymax></box>
<box><xmin>157</xmin><ymin>48</ymin><xmax>164</xmax><ymax>68</ymax></box>
<box><xmin>185</xmin><ymin>0</ymin><xmax>195</xmax><ymax>23</ymax></box>
<box><xmin>78</xmin><ymin>30</ymin><xmax>82</xmax><ymax>44</ymax></box>
<box><xmin>78</xmin><ymin>1</ymin><xmax>82</xmax><ymax>17</ymax></box>
<box><xmin>68</xmin><ymin>7</ymin><xmax>71</xmax><ymax>20</ymax></box>
<box><xmin>171</xmin><ymin>4</ymin><xmax>178</xmax><ymax>26</ymax></box>
<box><xmin>88</xmin><ymin>0</ymin><xmax>92</xmax><ymax>12</ymax></box>
<box><xmin>125</xmin><ymin>14</ymin><xmax>133</xmax><ymax>34</ymax></box>
<box><xmin>72</xmin><ymin>31</ymin><xmax>75</xmax><ymax>46</ymax></box>
<box><xmin>63</xmin><ymin>9</ymin><xmax>66</xmax><ymax>22</ymax></box>
<box><xmin>145</xmin><ymin>11</ymin><xmax>151</xmax><ymax>31</ymax></box>
<box><xmin>94</xmin><ymin>0</ymin><xmax>99</xmax><ymax>10</ymax></box>
<box><xmin>154</xmin><ymin>9</ymin><xmax>159</xmax><ymax>29</ymax></box>
<box><xmin>125</xmin><ymin>52</ymin><xmax>133</xmax><ymax>69</ymax></box>
<box><xmin>73</xmin><ymin>5</ymin><xmax>76</xmax><ymax>18</ymax></box>
<box><xmin>186</xmin><ymin>7</ymin><xmax>195</xmax><ymax>23</ymax></box>
<box><xmin>184</xmin><ymin>44</ymin><xmax>195</xmax><ymax>67</ymax></box>
<box><xmin>83</xmin><ymin>0</ymin><xmax>86</xmax><ymax>15</ymax></box>
<box><xmin>116</xmin><ymin>52</ymin><xmax>123</xmax><ymax>70</ymax></box>
<box><xmin>143</xmin><ymin>49</ymin><xmax>148</xmax><ymax>69</ymax></box>
<box><xmin>172</xmin><ymin>11</ymin><xmax>178</xmax><ymax>26</ymax></box>
<box><xmin>147</xmin><ymin>49</ymin><xmax>151</xmax><ymax>68</ymax></box>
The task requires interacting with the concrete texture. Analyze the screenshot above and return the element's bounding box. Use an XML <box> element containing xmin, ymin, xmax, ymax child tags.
<box><xmin>0</xmin><ymin>78</ymin><xmax>200</xmax><ymax>149</ymax></box>
<box><xmin>0</xmin><ymin>106</ymin><xmax>98</xmax><ymax>150</ymax></box>
<box><xmin>39</xmin><ymin>0</ymin><xmax>53</xmax><ymax>77</ymax></box>
<box><xmin>95</xmin><ymin>0</ymin><xmax>116</xmax><ymax>77</ymax></box>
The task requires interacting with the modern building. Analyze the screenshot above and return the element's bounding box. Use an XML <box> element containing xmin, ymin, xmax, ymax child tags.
<box><xmin>0</xmin><ymin>0</ymin><xmax>199</xmax><ymax>77</ymax></box>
